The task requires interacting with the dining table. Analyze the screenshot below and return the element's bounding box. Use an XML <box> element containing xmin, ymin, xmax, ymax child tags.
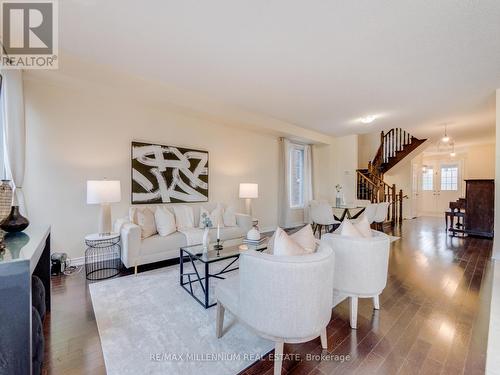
<box><xmin>332</xmin><ymin>206</ymin><xmax>366</xmax><ymax>221</ymax></box>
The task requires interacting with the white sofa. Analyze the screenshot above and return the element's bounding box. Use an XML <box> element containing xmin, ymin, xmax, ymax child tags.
<box><xmin>113</xmin><ymin>203</ymin><xmax>253</xmax><ymax>270</ymax></box>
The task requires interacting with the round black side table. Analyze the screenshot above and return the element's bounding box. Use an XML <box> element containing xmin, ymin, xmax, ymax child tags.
<box><xmin>85</xmin><ymin>233</ymin><xmax>121</xmax><ymax>280</ymax></box>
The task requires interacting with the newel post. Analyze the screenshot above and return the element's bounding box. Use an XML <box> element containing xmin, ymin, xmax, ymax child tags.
<box><xmin>391</xmin><ymin>184</ymin><xmax>396</xmax><ymax>227</ymax></box>
<box><xmin>399</xmin><ymin>189</ymin><xmax>403</xmax><ymax>224</ymax></box>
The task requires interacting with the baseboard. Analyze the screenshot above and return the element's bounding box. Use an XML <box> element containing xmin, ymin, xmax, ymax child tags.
<box><xmin>69</xmin><ymin>256</ymin><xmax>85</xmax><ymax>266</ymax></box>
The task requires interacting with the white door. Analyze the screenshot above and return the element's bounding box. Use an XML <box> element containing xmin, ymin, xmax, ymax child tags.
<box><xmin>419</xmin><ymin>163</ymin><xmax>439</xmax><ymax>215</ymax></box>
<box><xmin>436</xmin><ymin>162</ymin><xmax>461</xmax><ymax>212</ymax></box>
<box><xmin>410</xmin><ymin>162</ymin><xmax>420</xmax><ymax>218</ymax></box>
<box><xmin>418</xmin><ymin>159</ymin><xmax>462</xmax><ymax>216</ymax></box>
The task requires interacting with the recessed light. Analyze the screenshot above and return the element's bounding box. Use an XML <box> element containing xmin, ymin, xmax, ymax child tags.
<box><xmin>360</xmin><ymin>115</ymin><xmax>377</xmax><ymax>124</ymax></box>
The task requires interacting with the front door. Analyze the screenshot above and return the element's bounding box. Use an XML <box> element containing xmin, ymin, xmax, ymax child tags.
<box><xmin>418</xmin><ymin>159</ymin><xmax>462</xmax><ymax>216</ymax></box>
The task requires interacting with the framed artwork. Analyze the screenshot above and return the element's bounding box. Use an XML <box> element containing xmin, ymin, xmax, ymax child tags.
<box><xmin>131</xmin><ymin>141</ymin><xmax>208</xmax><ymax>204</ymax></box>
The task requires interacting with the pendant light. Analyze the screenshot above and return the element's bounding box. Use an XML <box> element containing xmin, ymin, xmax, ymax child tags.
<box><xmin>441</xmin><ymin>124</ymin><xmax>450</xmax><ymax>143</ymax></box>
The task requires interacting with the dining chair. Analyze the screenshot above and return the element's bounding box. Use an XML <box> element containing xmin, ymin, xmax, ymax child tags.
<box><xmin>310</xmin><ymin>201</ymin><xmax>341</xmax><ymax>238</ymax></box>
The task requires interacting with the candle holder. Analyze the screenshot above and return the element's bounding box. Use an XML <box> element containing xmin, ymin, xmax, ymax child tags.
<box><xmin>214</xmin><ymin>239</ymin><xmax>223</xmax><ymax>256</ymax></box>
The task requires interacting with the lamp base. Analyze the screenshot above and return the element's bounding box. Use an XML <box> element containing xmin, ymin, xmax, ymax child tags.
<box><xmin>98</xmin><ymin>203</ymin><xmax>112</xmax><ymax>234</ymax></box>
<box><xmin>245</xmin><ymin>198</ymin><xmax>253</xmax><ymax>217</ymax></box>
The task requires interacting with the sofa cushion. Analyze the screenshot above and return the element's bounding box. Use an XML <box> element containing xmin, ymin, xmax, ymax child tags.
<box><xmin>223</xmin><ymin>206</ymin><xmax>238</xmax><ymax>227</ymax></box>
<box><xmin>213</xmin><ymin>226</ymin><xmax>245</xmax><ymax>241</ymax></box>
<box><xmin>141</xmin><ymin>231</ymin><xmax>188</xmax><ymax>256</ymax></box>
<box><xmin>199</xmin><ymin>205</ymin><xmax>223</xmax><ymax>228</ymax></box>
<box><xmin>155</xmin><ymin>207</ymin><xmax>177</xmax><ymax>237</ymax></box>
<box><xmin>173</xmin><ymin>205</ymin><xmax>195</xmax><ymax>229</ymax></box>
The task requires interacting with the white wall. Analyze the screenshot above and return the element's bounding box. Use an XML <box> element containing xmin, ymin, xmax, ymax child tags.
<box><xmin>24</xmin><ymin>75</ymin><xmax>336</xmax><ymax>259</ymax></box>
<box><xmin>358</xmin><ymin>132</ymin><xmax>380</xmax><ymax>169</ymax></box>
<box><xmin>494</xmin><ymin>89</ymin><xmax>500</xmax><ymax>259</ymax></box>
<box><xmin>486</xmin><ymin>88</ymin><xmax>500</xmax><ymax>375</ymax></box>
<box><xmin>465</xmin><ymin>143</ymin><xmax>496</xmax><ymax>179</ymax></box>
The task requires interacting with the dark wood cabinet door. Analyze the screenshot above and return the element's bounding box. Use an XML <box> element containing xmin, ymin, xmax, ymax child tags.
<box><xmin>465</xmin><ymin>180</ymin><xmax>494</xmax><ymax>237</ymax></box>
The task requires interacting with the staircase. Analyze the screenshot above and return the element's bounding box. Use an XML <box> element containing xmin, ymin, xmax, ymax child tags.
<box><xmin>357</xmin><ymin>128</ymin><xmax>426</xmax><ymax>226</ymax></box>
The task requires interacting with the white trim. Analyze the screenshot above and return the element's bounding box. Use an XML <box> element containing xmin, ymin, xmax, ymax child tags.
<box><xmin>69</xmin><ymin>256</ymin><xmax>85</xmax><ymax>266</ymax></box>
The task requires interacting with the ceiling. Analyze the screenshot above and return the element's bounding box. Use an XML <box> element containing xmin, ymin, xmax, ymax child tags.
<box><xmin>61</xmin><ymin>0</ymin><xmax>500</xmax><ymax>144</ymax></box>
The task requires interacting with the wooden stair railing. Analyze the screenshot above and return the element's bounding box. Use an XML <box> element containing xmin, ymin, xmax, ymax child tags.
<box><xmin>356</xmin><ymin>128</ymin><xmax>424</xmax><ymax>227</ymax></box>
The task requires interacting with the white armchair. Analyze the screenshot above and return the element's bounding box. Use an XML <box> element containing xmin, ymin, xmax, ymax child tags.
<box><xmin>215</xmin><ymin>246</ymin><xmax>334</xmax><ymax>375</ymax></box>
<box><xmin>321</xmin><ymin>230</ymin><xmax>390</xmax><ymax>329</ymax></box>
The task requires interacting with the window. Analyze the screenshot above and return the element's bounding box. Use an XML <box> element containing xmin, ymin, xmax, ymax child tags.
<box><xmin>289</xmin><ymin>145</ymin><xmax>305</xmax><ymax>208</ymax></box>
<box><xmin>422</xmin><ymin>167</ymin><xmax>434</xmax><ymax>191</ymax></box>
<box><xmin>441</xmin><ymin>165</ymin><xmax>458</xmax><ymax>191</ymax></box>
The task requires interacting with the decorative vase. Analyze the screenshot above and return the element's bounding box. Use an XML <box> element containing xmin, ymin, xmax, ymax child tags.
<box><xmin>202</xmin><ymin>227</ymin><xmax>210</xmax><ymax>253</ymax></box>
<box><xmin>335</xmin><ymin>192</ymin><xmax>342</xmax><ymax>208</ymax></box>
<box><xmin>247</xmin><ymin>226</ymin><xmax>261</xmax><ymax>241</ymax></box>
<box><xmin>0</xmin><ymin>206</ymin><xmax>29</xmax><ymax>233</ymax></box>
<box><xmin>0</xmin><ymin>180</ymin><xmax>13</xmax><ymax>222</ymax></box>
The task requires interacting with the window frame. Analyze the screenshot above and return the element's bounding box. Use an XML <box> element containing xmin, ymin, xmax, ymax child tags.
<box><xmin>288</xmin><ymin>143</ymin><xmax>306</xmax><ymax>209</ymax></box>
<box><xmin>422</xmin><ymin>167</ymin><xmax>434</xmax><ymax>191</ymax></box>
<box><xmin>440</xmin><ymin>164</ymin><xmax>459</xmax><ymax>191</ymax></box>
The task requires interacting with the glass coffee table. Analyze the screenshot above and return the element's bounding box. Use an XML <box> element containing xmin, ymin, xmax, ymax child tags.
<box><xmin>180</xmin><ymin>238</ymin><xmax>268</xmax><ymax>308</ymax></box>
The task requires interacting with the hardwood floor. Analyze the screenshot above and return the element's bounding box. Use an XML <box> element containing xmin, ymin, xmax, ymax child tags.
<box><xmin>43</xmin><ymin>217</ymin><xmax>492</xmax><ymax>374</ymax></box>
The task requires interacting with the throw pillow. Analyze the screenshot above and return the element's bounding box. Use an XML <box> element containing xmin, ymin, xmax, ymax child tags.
<box><xmin>173</xmin><ymin>205</ymin><xmax>195</xmax><ymax>230</ymax></box>
<box><xmin>136</xmin><ymin>208</ymin><xmax>157</xmax><ymax>239</ymax></box>
<box><xmin>353</xmin><ymin>215</ymin><xmax>373</xmax><ymax>238</ymax></box>
<box><xmin>199</xmin><ymin>206</ymin><xmax>223</xmax><ymax>228</ymax></box>
<box><xmin>154</xmin><ymin>207</ymin><xmax>176</xmax><ymax>237</ymax></box>
<box><xmin>129</xmin><ymin>207</ymin><xmax>138</xmax><ymax>224</ymax></box>
<box><xmin>273</xmin><ymin>227</ymin><xmax>309</xmax><ymax>256</ymax></box>
<box><xmin>223</xmin><ymin>206</ymin><xmax>238</xmax><ymax>227</ymax></box>
<box><xmin>290</xmin><ymin>224</ymin><xmax>317</xmax><ymax>253</ymax></box>
<box><xmin>339</xmin><ymin>219</ymin><xmax>363</xmax><ymax>237</ymax></box>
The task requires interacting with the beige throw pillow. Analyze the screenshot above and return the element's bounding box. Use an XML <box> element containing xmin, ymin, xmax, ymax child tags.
<box><xmin>136</xmin><ymin>208</ymin><xmax>157</xmax><ymax>239</ymax></box>
<box><xmin>353</xmin><ymin>216</ymin><xmax>373</xmax><ymax>238</ymax></box>
<box><xmin>272</xmin><ymin>227</ymin><xmax>309</xmax><ymax>256</ymax></box>
<box><xmin>339</xmin><ymin>219</ymin><xmax>363</xmax><ymax>238</ymax></box>
<box><xmin>289</xmin><ymin>224</ymin><xmax>317</xmax><ymax>253</ymax></box>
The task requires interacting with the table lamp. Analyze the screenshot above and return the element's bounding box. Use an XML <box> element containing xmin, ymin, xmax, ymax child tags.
<box><xmin>87</xmin><ymin>180</ymin><xmax>121</xmax><ymax>235</ymax></box>
<box><xmin>239</xmin><ymin>183</ymin><xmax>258</xmax><ymax>217</ymax></box>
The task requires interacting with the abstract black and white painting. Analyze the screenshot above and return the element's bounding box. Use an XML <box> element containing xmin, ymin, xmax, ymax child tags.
<box><xmin>131</xmin><ymin>141</ymin><xmax>208</xmax><ymax>204</ymax></box>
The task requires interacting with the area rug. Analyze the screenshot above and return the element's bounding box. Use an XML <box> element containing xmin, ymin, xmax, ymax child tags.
<box><xmin>89</xmin><ymin>261</ymin><xmax>273</xmax><ymax>375</ymax></box>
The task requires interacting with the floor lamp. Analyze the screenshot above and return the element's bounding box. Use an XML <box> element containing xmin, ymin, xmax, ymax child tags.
<box><xmin>239</xmin><ymin>183</ymin><xmax>258</xmax><ymax>217</ymax></box>
<box><xmin>87</xmin><ymin>180</ymin><xmax>121</xmax><ymax>235</ymax></box>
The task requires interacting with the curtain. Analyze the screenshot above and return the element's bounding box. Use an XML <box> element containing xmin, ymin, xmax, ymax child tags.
<box><xmin>278</xmin><ymin>138</ymin><xmax>314</xmax><ymax>227</ymax></box>
<box><xmin>278</xmin><ymin>138</ymin><xmax>292</xmax><ymax>227</ymax></box>
<box><xmin>0</xmin><ymin>70</ymin><xmax>26</xmax><ymax>215</ymax></box>
<box><xmin>303</xmin><ymin>144</ymin><xmax>313</xmax><ymax>223</ymax></box>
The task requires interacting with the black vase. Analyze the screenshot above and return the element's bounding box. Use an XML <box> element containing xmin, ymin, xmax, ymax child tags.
<box><xmin>0</xmin><ymin>206</ymin><xmax>29</xmax><ymax>232</ymax></box>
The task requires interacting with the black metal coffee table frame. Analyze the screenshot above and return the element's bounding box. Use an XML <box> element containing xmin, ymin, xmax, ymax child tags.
<box><xmin>179</xmin><ymin>242</ymin><xmax>266</xmax><ymax>309</ymax></box>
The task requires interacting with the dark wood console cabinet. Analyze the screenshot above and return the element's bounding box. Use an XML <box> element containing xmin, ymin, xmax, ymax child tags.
<box><xmin>464</xmin><ymin>179</ymin><xmax>494</xmax><ymax>238</ymax></box>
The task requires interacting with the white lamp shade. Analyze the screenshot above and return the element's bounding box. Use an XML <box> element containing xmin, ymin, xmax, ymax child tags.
<box><xmin>239</xmin><ymin>183</ymin><xmax>258</xmax><ymax>199</ymax></box>
<box><xmin>87</xmin><ymin>180</ymin><xmax>121</xmax><ymax>204</ymax></box>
